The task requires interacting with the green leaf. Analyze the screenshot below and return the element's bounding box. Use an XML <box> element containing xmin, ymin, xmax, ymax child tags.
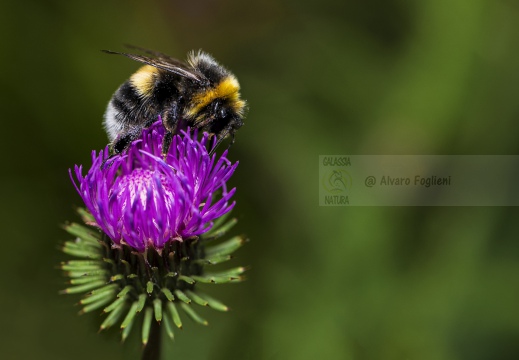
<box><xmin>63</xmin><ymin>260</ymin><xmax>99</xmax><ymax>266</ymax></box>
<box><xmin>203</xmin><ymin>217</ymin><xmax>237</xmax><ymax>240</ymax></box>
<box><xmin>121</xmin><ymin>316</ymin><xmax>135</xmax><ymax>343</ymax></box>
<box><xmin>166</xmin><ymin>302</ymin><xmax>182</xmax><ymax>329</ymax></box>
<box><xmin>69</xmin><ymin>275</ymin><xmax>105</xmax><ymax>285</ymax></box>
<box><xmin>162</xmin><ymin>311</ymin><xmax>175</xmax><ymax>340</ymax></box>
<box><xmin>191</xmin><ymin>274</ymin><xmax>243</xmax><ymax>284</ymax></box>
<box><xmin>120</xmin><ymin>301</ymin><xmax>140</xmax><ymax>330</ymax></box>
<box><xmin>117</xmin><ymin>285</ymin><xmax>133</xmax><ymax>298</ymax></box>
<box><xmin>196</xmin><ymin>292</ymin><xmax>229</xmax><ymax>312</ymax></box>
<box><xmin>103</xmin><ymin>257</ymin><xmax>116</xmax><ymax>266</ymax></box>
<box><xmin>161</xmin><ymin>288</ymin><xmax>175</xmax><ymax>301</ymax></box>
<box><xmin>76</xmin><ymin>207</ymin><xmax>95</xmax><ymax>223</ymax></box>
<box><xmin>103</xmin><ymin>294</ymin><xmax>127</xmax><ymax>313</ymax></box>
<box><xmin>61</xmin><ymin>246</ymin><xmax>99</xmax><ymax>259</ymax></box>
<box><xmin>63</xmin><ymin>223</ymin><xmax>100</xmax><ymax>244</ymax></box>
<box><xmin>190</xmin><ymin>275</ymin><xmax>213</xmax><ymax>284</ymax></box>
<box><xmin>120</xmin><ymin>259</ymin><xmax>131</xmax><ymax>274</ymax></box>
<box><xmin>206</xmin><ymin>266</ymin><xmax>247</xmax><ymax>278</ymax></box>
<box><xmin>205</xmin><ymin>235</ymin><xmax>246</xmax><ymax>257</ymax></box>
<box><xmin>180</xmin><ymin>303</ymin><xmax>208</xmax><ymax>326</ymax></box>
<box><xmin>60</xmin><ymin>263</ymin><xmax>102</xmax><ymax>272</ymax></box>
<box><xmin>100</xmin><ymin>301</ymin><xmax>126</xmax><ymax>330</ymax></box>
<box><xmin>136</xmin><ymin>294</ymin><xmax>147</xmax><ymax>313</ymax></box>
<box><xmin>89</xmin><ymin>283</ymin><xmax>118</xmax><ymax>295</ymax></box>
<box><xmin>62</xmin><ymin>241</ymin><xmax>96</xmax><ymax>253</ymax></box>
<box><xmin>110</xmin><ymin>274</ymin><xmax>124</xmax><ymax>282</ymax></box>
<box><xmin>153</xmin><ymin>298</ymin><xmax>162</xmax><ymax>322</ymax></box>
<box><xmin>185</xmin><ymin>290</ymin><xmax>208</xmax><ymax>306</ymax></box>
<box><xmin>174</xmin><ymin>290</ymin><xmax>191</xmax><ymax>304</ymax></box>
<box><xmin>142</xmin><ymin>307</ymin><xmax>153</xmax><ymax>346</ymax></box>
<box><xmin>80</xmin><ymin>295</ymin><xmax>113</xmax><ymax>314</ymax></box>
<box><xmin>65</xmin><ymin>270</ymin><xmax>108</xmax><ymax>278</ymax></box>
<box><xmin>61</xmin><ymin>280</ymin><xmax>106</xmax><ymax>294</ymax></box>
<box><xmin>146</xmin><ymin>281</ymin><xmax>154</xmax><ymax>294</ymax></box>
<box><xmin>178</xmin><ymin>275</ymin><xmax>195</xmax><ymax>284</ymax></box>
<box><xmin>80</xmin><ymin>290</ymin><xmax>115</xmax><ymax>305</ymax></box>
<box><xmin>194</xmin><ymin>254</ymin><xmax>232</xmax><ymax>265</ymax></box>
<box><xmin>206</xmin><ymin>212</ymin><xmax>232</xmax><ymax>233</ymax></box>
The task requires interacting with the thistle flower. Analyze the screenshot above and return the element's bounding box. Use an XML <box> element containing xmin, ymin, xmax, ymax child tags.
<box><xmin>60</xmin><ymin>120</ymin><xmax>247</xmax><ymax>347</ymax></box>
<box><xmin>71</xmin><ymin>121</ymin><xmax>237</xmax><ymax>252</ymax></box>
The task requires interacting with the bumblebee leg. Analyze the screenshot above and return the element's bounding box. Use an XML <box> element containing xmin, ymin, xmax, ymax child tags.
<box><xmin>100</xmin><ymin>152</ymin><xmax>119</xmax><ymax>169</ymax></box>
<box><xmin>100</xmin><ymin>136</ymin><xmax>133</xmax><ymax>169</ymax></box>
<box><xmin>161</xmin><ymin>131</ymin><xmax>173</xmax><ymax>159</ymax></box>
<box><xmin>160</xmin><ymin>100</ymin><xmax>181</xmax><ymax>158</ymax></box>
<box><xmin>112</xmin><ymin>127</ymin><xmax>142</xmax><ymax>155</ymax></box>
<box><xmin>99</xmin><ymin>128</ymin><xmax>143</xmax><ymax>169</ymax></box>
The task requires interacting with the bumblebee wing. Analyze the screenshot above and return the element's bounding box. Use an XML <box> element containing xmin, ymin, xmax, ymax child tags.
<box><xmin>122</xmin><ymin>44</ymin><xmax>186</xmax><ymax>66</ymax></box>
<box><xmin>102</xmin><ymin>50</ymin><xmax>203</xmax><ymax>82</ymax></box>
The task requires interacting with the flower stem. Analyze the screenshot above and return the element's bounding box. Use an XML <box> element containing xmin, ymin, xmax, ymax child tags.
<box><xmin>142</xmin><ymin>320</ymin><xmax>162</xmax><ymax>360</ymax></box>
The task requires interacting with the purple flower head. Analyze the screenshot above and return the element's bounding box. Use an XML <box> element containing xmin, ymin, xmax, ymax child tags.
<box><xmin>70</xmin><ymin>119</ymin><xmax>238</xmax><ymax>252</ymax></box>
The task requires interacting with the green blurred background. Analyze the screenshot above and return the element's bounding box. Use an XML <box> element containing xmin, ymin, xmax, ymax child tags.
<box><xmin>1</xmin><ymin>0</ymin><xmax>519</xmax><ymax>359</ymax></box>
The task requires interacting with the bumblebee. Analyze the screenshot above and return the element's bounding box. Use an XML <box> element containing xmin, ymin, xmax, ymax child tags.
<box><xmin>103</xmin><ymin>46</ymin><xmax>246</xmax><ymax>156</ymax></box>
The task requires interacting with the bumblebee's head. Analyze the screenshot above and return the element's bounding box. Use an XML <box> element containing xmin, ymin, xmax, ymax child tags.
<box><xmin>184</xmin><ymin>51</ymin><xmax>247</xmax><ymax>152</ymax></box>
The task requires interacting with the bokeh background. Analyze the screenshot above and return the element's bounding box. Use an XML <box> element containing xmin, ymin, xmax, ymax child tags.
<box><xmin>1</xmin><ymin>0</ymin><xmax>519</xmax><ymax>359</ymax></box>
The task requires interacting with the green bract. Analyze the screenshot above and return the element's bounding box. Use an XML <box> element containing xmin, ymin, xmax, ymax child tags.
<box><xmin>60</xmin><ymin>209</ymin><xmax>246</xmax><ymax>345</ymax></box>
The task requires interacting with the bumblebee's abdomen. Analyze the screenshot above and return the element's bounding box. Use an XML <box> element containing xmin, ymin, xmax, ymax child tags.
<box><xmin>103</xmin><ymin>81</ymin><xmax>159</xmax><ymax>141</ymax></box>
